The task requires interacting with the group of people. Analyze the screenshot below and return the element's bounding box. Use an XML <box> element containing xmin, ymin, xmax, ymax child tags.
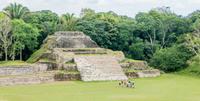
<box><xmin>119</xmin><ymin>80</ymin><xmax>135</xmax><ymax>88</ymax></box>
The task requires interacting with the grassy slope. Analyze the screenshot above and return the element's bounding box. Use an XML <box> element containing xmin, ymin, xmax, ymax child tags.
<box><xmin>26</xmin><ymin>48</ymin><xmax>47</xmax><ymax>63</ymax></box>
<box><xmin>0</xmin><ymin>74</ymin><xmax>200</xmax><ymax>101</ymax></box>
<box><xmin>26</xmin><ymin>35</ymin><xmax>56</xmax><ymax>63</ymax></box>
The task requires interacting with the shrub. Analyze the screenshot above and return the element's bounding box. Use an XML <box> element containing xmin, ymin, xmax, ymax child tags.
<box><xmin>150</xmin><ymin>45</ymin><xmax>194</xmax><ymax>72</ymax></box>
<box><xmin>180</xmin><ymin>55</ymin><xmax>200</xmax><ymax>77</ymax></box>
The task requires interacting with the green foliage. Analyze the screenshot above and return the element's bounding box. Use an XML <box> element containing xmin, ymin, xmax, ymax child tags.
<box><xmin>177</xmin><ymin>33</ymin><xmax>200</xmax><ymax>56</ymax></box>
<box><xmin>23</xmin><ymin>10</ymin><xmax>59</xmax><ymax>44</ymax></box>
<box><xmin>133</xmin><ymin>8</ymin><xmax>191</xmax><ymax>61</ymax></box>
<box><xmin>150</xmin><ymin>45</ymin><xmax>194</xmax><ymax>72</ymax></box>
<box><xmin>192</xmin><ymin>18</ymin><xmax>200</xmax><ymax>33</ymax></box>
<box><xmin>59</xmin><ymin>13</ymin><xmax>77</xmax><ymax>31</ymax></box>
<box><xmin>179</xmin><ymin>54</ymin><xmax>200</xmax><ymax>77</ymax></box>
<box><xmin>76</xmin><ymin>10</ymin><xmax>135</xmax><ymax>52</ymax></box>
<box><xmin>3</xmin><ymin>3</ymin><xmax>29</xmax><ymax>19</ymax></box>
<box><xmin>0</xmin><ymin>12</ymin><xmax>12</xmax><ymax>61</ymax></box>
<box><xmin>128</xmin><ymin>39</ymin><xmax>161</xmax><ymax>61</ymax></box>
<box><xmin>12</xmin><ymin>19</ymin><xmax>39</xmax><ymax>50</ymax></box>
<box><xmin>129</xmin><ymin>41</ymin><xmax>145</xmax><ymax>60</ymax></box>
<box><xmin>12</xmin><ymin>19</ymin><xmax>39</xmax><ymax>60</ymax></box>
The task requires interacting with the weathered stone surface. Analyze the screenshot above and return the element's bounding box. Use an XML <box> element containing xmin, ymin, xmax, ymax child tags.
<box><xmin>137</xmin><ymin>69</ymin><xmax>160</xmax><ymax>78</ymax></box>
<box><xmin>125</xmin><ymin>72</ymin><xmax>138</xmax><ymax>78</ymax></box>
<box><xmin>75</xmin><ymin>55</ymin><xmax>127</xmax><ymax>81</ymax></box>
<box><xmin>37</xmin><ymin>62</ymin><xmax>57</xmax><ymax>70</ymax></box>
<box><xmin>0</xmin><ymin>63</ymin><xmax>49</xmax><ymax>76</ymax></box>
<box><xmin>0</xmin><ymin>75</ymin><xmax>54</xmax><ymax>86</ymax></box>
<box><xmin>120</xmin><ymin>63</ymin><xmax>130</xmax><ymax>68</ymax></box>
<box><xmin>61</xmin><ymin>48</ymin><xmax>107</xmax><ymax>54</ymax></box>
<box><xmin>53</xmin><ymin>48</ymin><xmax>75</xmax><ymax>63</ymax></box>
<box><xmin>54</xmin><ymin>73</ymin><xmax>80</xmax><ymax>81</ymax></box>
<box><xmin>63</xmin><ymin>64</ymin><xmax>77</xmax><ymax>71</ymax></box>
<box><xmin>0</xmin><ymin>71</ymin><xmax>81</xmax><ymax>86</ymax></box>
<box><xmin>120</xmin><ymin>61</ymin><xmax>148</xmax><ymax>70</ymax></box>
<box><xmin>44</xmin><ymin>31</ymin><xmax>98</xmax><ymax>49</ymax></box>
<box><xmin>108</xmin><ymin>51</ymin><xmax>125</xmax><ymax>62</ymax></box>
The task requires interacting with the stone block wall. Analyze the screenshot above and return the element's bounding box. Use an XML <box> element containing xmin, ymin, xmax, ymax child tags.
<box><xmin>54</xmin><ymin>73</ymin><xmax>81</xmax><ymax>81</ymax></box>
<box><xmin>125</xmin><ymin>72</ymin><xmax>138</xmax><ymax>78</ymax></box>
<box><xmin>53</xmin><ymin>31</ymin><xmax>98</xmax><ymax>48</ymax></box>
<box><xmin>63</xmin><ymin>64</ymin><xmax>77</xmax><ymax>71</ymax></box>
<box><xmin>0</xmin><ymin>75</ymin><xmax>54</xmax><ymax>86</ymax></box>
<box><xmin>137</xmin><ymin>69</ymin><xmax>160</xmax><ymax>78</ymax></box>
<box><xmin>125</xmin><ymin>69</ymin><xmax>160</xmax><ymax>78</ymax></box>
<box><xmin>0</xmin><ymin>63</ymin><xmax>49</xmax><ymax>76</ymax></box>
<box><xmin>120</xmin><ymin>61</ymin><xmax>148</xmax><ymax>70</ymax></box>
<box><xmin>0</xmin><ymin>71</ymin><xmax>81</xmax><ymax>86</ymax></box>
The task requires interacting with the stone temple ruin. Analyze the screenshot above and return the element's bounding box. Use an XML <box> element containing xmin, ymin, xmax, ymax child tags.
<box><xmin>41</xmin><ymin>31</ymin><xmax>128</xmax><ymax>81</ymax></box>
<box><xmin>0</xmin><ymin>31</ymin><xmax>160</xmax><ymax>85</ymax></box>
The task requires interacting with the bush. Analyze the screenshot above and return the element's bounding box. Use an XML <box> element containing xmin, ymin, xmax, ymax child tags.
<box><xmin>180</xmin><ymin>55</ymin><xmax>200</xmax><ymax>77</ymax></box>
<box><xmin>150</xmin><ymin>45</ymin><xmax>194</xmax><ymax>72</ymax></box>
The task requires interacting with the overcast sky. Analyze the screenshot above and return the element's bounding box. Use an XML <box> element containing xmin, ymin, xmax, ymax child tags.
<box><xmin>0</xmin><ymin>0</ymin><xmax>200</xmax><ymax>17</ymax></box>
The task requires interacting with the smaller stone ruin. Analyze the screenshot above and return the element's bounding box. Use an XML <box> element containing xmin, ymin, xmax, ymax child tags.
<box><xmin>43</xmin><ymin>31</ymin><xmax>98</xmax><ymax>49</ymax></box>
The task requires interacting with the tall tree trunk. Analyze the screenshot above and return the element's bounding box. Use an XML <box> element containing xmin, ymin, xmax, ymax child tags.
<box><xmin>147</xmin><ymin>32</ymin><xmax>154</xmax><ymax>54</ymax></box>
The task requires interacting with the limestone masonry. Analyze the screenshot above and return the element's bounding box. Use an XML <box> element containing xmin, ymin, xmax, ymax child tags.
<box><xmin>43</xmin><ymin>31</ymin><xmax>128</xmax><ymax>81</ymax></box>
<box><xmin>0</xmin><ymin>31</ymin><xmax>160</xmax><ymax>85</ymax></box>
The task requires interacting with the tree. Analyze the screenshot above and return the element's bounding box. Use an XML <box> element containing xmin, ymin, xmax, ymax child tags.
<box><xmin>148</xmin><ymin>9</ymin><xmax>181</xmax><ymax>48</ymax></box>
<box><xmin>12</xmin><ymin>19</ymin><xmax>39</xmax><ymax>60</ymax></box>
<box><xmin>150</xmin><ymin>44</ymin><xmax>194</xmax><ymax>72</ymax></box>
<box><xmin>60</xmin><ymin>13</ymin><xmax>77</xmax><ymax>31</ymax></box>
<box><xmin>129</xmin><ymin>39</ymin><xmax>145</xmax><ymax>60</ymax></box>
<box><xmin>23</xmin><ymin>10</ymin><xmax>59</xmax><ymax>45</ymax></box>
<box><xmin>80</xmin><ymin>8</ymin><xmax>95</xmax><ymax>18</ymax></box>
<box><xmin>188</xmin><ymin>10</ymin><xmax>200</xmax><ymax>23</ymax></box>
<box><xmin>0</xmin><ymin>13</ymin><xmax>12</xmax><ymax>61</ymax></box>
<box><xmin>192</xmin><ymin>18</ymin><xmax>200</xmax><ymax>33</ymax></box>
<box><xmin>77</xmin><ymin>9</ymin><xmax>134</xmax><ymax>53</ymax></box>
<box><xmin>135</xmin><ymin>12</ymin><xmax>158</xmax><ymax>55</ymax></box>
<box><xmin>3</xmin><ymin>3</ymin><xmax>29</xmax><ymax>19</ymax></box>
<box><xmin>134</xmin><ymin>8</ymin><xmax>190</xmax><ymax>60</ymax></box>
<box><xmin>179</xmin><ymin>33</ymin><xmax>200</xmax><ymax>56</ymax></box>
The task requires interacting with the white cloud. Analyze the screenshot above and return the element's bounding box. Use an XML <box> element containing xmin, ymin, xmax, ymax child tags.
<box><xmin>0</xmin><ymin>0</ymin><xmax>200</xmax><ymax>17</ymax></box>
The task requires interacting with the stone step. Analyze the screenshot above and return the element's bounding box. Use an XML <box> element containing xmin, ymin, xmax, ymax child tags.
<box><xmin>0</xmin><ymin>63</ymin><xmax>49</xmax><ymax>76</ymax></box>
<box><xmin>74</xmin><ymin>55</ymin><xmax>128</xmax><ymax>81</ymax></box>
<box><xmin>0</xmin><ymin>72</ymin><xmax>55</xmax><ymax>86</ymax></box>
<box><xmin>62</xmin><ymin>48</ymin><xmax>107</xmax><ymax>54</ymax></box>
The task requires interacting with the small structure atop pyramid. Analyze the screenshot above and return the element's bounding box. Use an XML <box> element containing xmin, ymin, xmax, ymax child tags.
<box><xmin>43</xmin><ymin>31</ymin><xmax>98</xmax><ymax>49</ymax></box>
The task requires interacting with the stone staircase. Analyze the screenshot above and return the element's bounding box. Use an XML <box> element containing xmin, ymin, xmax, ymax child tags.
<box><xmin>74</xmin><ymin>55</ymin><xmax>128</xmax><ymax>81</ymax></box>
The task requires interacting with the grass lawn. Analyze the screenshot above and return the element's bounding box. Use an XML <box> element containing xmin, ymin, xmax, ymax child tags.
<box><xmin>0</xmin><ymin>74</ymin><xmax>200</xmax><ymax>101</ymax></box>
<box><xmin>0</xmin><ymin>61</ymin><xmax>29</xmax><ymax>67</ymax></box>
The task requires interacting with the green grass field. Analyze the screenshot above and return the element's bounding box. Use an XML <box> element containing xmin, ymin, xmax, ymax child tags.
<box><xmin>0</xmin><ymin>74</ymin><xmax>200</xmax><ymax>101</ymax></box>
